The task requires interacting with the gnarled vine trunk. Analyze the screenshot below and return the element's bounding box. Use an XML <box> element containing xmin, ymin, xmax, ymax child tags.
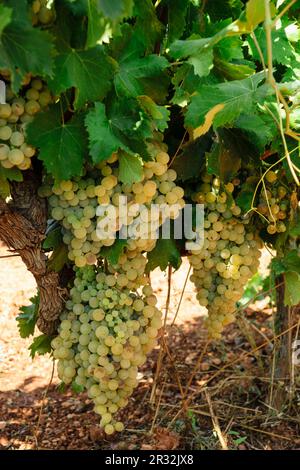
<box><xmin>0</xmin><ymin>172</ymin><xmax>65</xmax><ymax>335</ymax></box>
<box><xmin>270</xmin><ymin>275</ymin><xmax>293</xmax><ymax>411</ymax></box>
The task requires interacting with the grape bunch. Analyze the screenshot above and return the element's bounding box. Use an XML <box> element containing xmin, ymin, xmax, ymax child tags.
<box><xmin>188</xmin><ymin>174</ymin><xmax>262</xmax><ymax>339</ymax></box>
<box><xmin>31</xmin><ymin>0</ymin><xmax>55</xmax><ymax>25</ymax></box>
<box><xmin>0</xmin><ymin>78</ymin><xmax>52</xmax><ymax>170</ymax></box>
<box><xmin>52</xmin><ymin>265</ymin><xmax>162</xmax><ymax>435</ymax></box>
<box><xmin>42</xmin><ymin>141</ymin><xmax>185</xmax><ymax>278</ymax></box>
<box><xmin>256</xmin><ymin>170</ymin><xmax>290</xmax><ymax>235</ymax></box>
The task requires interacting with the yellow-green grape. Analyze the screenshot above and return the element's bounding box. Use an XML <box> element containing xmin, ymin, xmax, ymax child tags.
<box><xmin>0</xmin><ymin>104</ymin><xmax>12</xmax><ymax>119</ymax></box>
<box><xmin>0</xmin><ymin>78</ymin><xmax>53</xmax><ymax>171</ymax></box>
<box><xmin>256</xmin><ymin>171</ymin><xmax>290</xmax><ymax>234</ymax></box>
<box><xmin>31</xmin><ymin>0</ymin><xmax>54</xmax><ymax>26</ymax></box>
<box><xmin>188</xmin><ymin>173</ymin><xmax>262</xmax><ymax>339</ymax></box>
<box><xmin>265</xmin><ymin>170</ymin><xmax>277</xmax><ymax>183</ymax></box>
<box><xmin>51</xmin><ymin>265</ymin><xmax>162</xmax><ymax>435</ymax></box>
<box><xmin>42</xmin><ymin>138</ymin><xmax>185</xmax><ymax>283</ymax></box>
<box><xmin>8</xmin><ymin>149</ymin><xmax>24</xmax><ymax>165</ymax></box>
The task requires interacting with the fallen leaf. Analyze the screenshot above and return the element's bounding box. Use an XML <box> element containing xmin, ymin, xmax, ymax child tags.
<box><xmin>153</xmin><ymin>427</ymin><xmax>180</xmax><ymax>450</ymax></box>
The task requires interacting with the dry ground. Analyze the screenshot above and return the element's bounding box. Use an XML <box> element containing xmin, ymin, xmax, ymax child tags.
<box><xmin>0</xmin><ymin>242</ymin><xmax>299</xmax><ymax>450</ymax></box>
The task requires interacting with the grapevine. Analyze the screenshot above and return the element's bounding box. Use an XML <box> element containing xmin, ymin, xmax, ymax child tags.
<box><xmin>0</xmin><ymin>0</ymin><xmax>299</xmax><ymax>438</ymax></box>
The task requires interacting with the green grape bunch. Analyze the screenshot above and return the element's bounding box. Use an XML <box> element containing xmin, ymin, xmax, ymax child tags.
<box><xmin>40</xmin><ymin>138</ymin><xmax>185</xmax><ymax>287</ymax></box>
<box><xmin>188</xmin><ymin>173</ymin><xmax>263</xmax><ymax>339</ymax></box>
<box><xmin>0</xmin><ymin>77</ymin><xmax>52</xmax><ymax>171</ymax></box>
<box><xmin>52</xmin><ymin>265</ymin><xmax>162</xmax><ymax>435</ymax></box>
<box><xmin>257</xmin><ymin>170</ymin><xmax>291</xmax><ymax>235</ymax></box>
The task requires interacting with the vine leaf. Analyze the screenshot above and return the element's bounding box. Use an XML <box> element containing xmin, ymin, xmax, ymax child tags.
<box><xmin>169</xmin><ymin>37</ymin><xmax>213</xmax><ymax>78</ymax></box>
<box><xmin>71</xmin><ymin>381</ymin><xmax>85</xmax><ymax>394</ymax></box>
<box><xmin>205</xmin><ymin>0</ymin><xmax>243</xmax><ymax>21</ymax></box>
<box><xmin>86</xmin><ymin>0</ymin><xmax>109</xmax><ymax>48</ymax></box>
<box><xmin>248</xmin><ymin>26</ymin><xmax>295</xmax><ymax>67</ymax></box>
<box><xmin>207</xmin><ymin>128</ymin><xmax>260</xmax><ymax>181</ymax></box>
<box><xmin>244</xmin><ymin>0</ymin><xmax>270</xmax><ymax>30</ymax></box>
<box><xmin>161</xmin><ymin>0</ymin><xmax>189</xmax><ymax>44</ymax></box>
<box><xmin>280</xmin><ymin>250</ymin><xmax>300</xmax><ymax>276</ymax></box>
<box><xmin>272</xmin><ymin>251</ymin><xmax>300</xmax><ymax>307</ymax></box>
<box><xmin>185</xmin><ymin>72</ymin><xmax>266</xmax><ymax>129</ymax></box>
<box><xmin>26</xmin><ymin>106</ymin><xmax>87</xmax><ymax>181</ymax></box>
<box><xmin>146</xmin><ymin>238</ymin><xmax>181</xmax><ymax>273</ymax></box>
<box><xmin>193</xmin><ymin>104</ymin><xmax>225</xmax><ymax>139</ymax></box>
<box><xmin>85</xmin><ymin>102</ymin><xmax>130</xmax><ymax>163</ymax></box>
<box><xmin>29</xmin><ymin>335</ymin><xmax>52</xmax><ymax>359</ymax></box>
<box><xmin>0</xmin><ymin>4</ymin><xmax>12</xmax><ymax>35</ymax></box>
<box><xmin>0</xmin><ymin>166</ymin><xmax>23</xmax><ymax>198</ymax></box>
<box><xmin>115</xmin><ymin>52</ymin><xmax>168</xmax><ymax>98</ymax></box>
<box><xmin>0</xmin><ymin>13</ymin><xmax>55</xmax><ymax>92</ymax></box>
<box><xmin>47</xmin><ymin>243</ymin><xmax>69</xmax><ymax>272</ymax></box>
<box><xmin>234</xmin><ymin>113</ymin><xmax>275</xmax><ymax>150</ymax></box>
<box><xmin>118</xmin><ymin>152</ymin><xmax>143</xmax><ymax>184</ymax></box>
<box><xmin>49</xmin><ymin>46</ymin><xmax>115</xmax><ymax>109</ymax></box>
<box><xmin>100</xmin><ymin>239</ymin><xmax>127</xmax><ymax>265</ymax></box>
<box><xmin>137</xmin><ymin>96</ymin><xmax>170</xmax><ymax>131</ymax></box>
<box><xmin>133</xmin><ymin>0</ymin><xmax>164</xmax><ymax>50</ymax></box>
<box><xmin>213</xmin><ymin>57</ymin><xmax>255</xmax><ymax>81</ymax></box>
<box><xmin>97</xmin><ymin>0</ymin><xmax>134</xmax><ymax>20</ymax></box>
<box><xmin>16</xmin><ymin>295</ymin><xmax>39</xmax><ymax>339</ymax></box>
<box><xmin>170</xmin><ymin>135</ymin><xmax>212</xmax><ymax>182</ymax></box>
<box><xmin>285</xmin><ymin>272</ymin><xmax>300</xmax><ymax>306</ymax></box>
<box><xmin>43</xmin><ymin>227</ymin><xmax>63</xmax><ymax>251</ymax></box>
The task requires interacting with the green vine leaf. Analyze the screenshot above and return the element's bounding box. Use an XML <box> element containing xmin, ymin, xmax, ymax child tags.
<box><xmin>49</xmin><ymin>46</ymin><xmax>115</xmax><ymax>109</ymax></box>
<box><xmin>85</xmin><ymin>102</ymin><xmax>130</xmax><ymax>163</ymax></box>
<box><xmin>0</xmin><ymin>4</ymin><xmax>12</xmax><ymax>36</ymax></box>
<box><xmin>285</xmin><ymin>271</ymin><xmax>300</xmax><ymax>306</ymax></box>
<box><xmin>118</xmin><ymin>151</ymin><xmax>143</xmax><ymax>184</ymax></box>
<box><xmin>26</xmin><ymin>106</ymin><xmax>88</xmax><ymax>180</ymax></box>
<box><xmin>29</xmin><ymin>334</ymin><xmax>52</xmax><ymax>359</ymax></box>
<box><xmin>146</xmin><ymin>238</ymin><xmax>181</xmax><ymax>273</ymax></box>
<box><xmin>0</xmin><ymin>166</ymin><xmax>23</xmax><ymax>198</ymax></box>
<box><xmin>115</xmin><ymin>52</ymin><xmax>168</xmax><ymax>98</ymax></box>
<box><xmin>169</xmin><ymin>37</ymin><xmax>213</xmax><ymax>78</ymax></box>
<box><xmin>16</xmin><ymin>295</ymin><xmax>39</xmax><ymax>339</ymax></box>
<box><xmin>97</xmin><ymin>0</ymin><xmax>134</xmax><ymax>21</ymax></box>
<box><xmin>0</xmin><ymin>18</ymin><xmax>55</xmax><ymax>92</ymax></box>
<box><xmin>100</xmin><ymin>238</ymin><xmax>127</xmax><ymax>265</ymax></box>
<box><xmin>185</xmin><ymin>72</ymin><xmax>267</xmax><ymax>129</ymax></box>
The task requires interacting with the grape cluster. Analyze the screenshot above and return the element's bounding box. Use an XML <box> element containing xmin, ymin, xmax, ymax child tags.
<box><xmin>256</xmin><ymin>170</ymin><xmax>290</xmax><ymax>234</ymax></box>
<box><xmin>31</xmin><ymin>0</ymin><xmax>54</xmax><ymax>25</ymax></box>
<box><xmin>42</xmin><ymin>144</ymin><xmax>184</xmax><ymax>278</ymax></box>
<box><xmin>189</xmin><ymin>174</ymin><xmax>262</xmax><ymax>339</ymax></box>
<box><xmin>52</xmin><ymin>265</ymin><xmax>162</xmax><ymax>434</ymax></box>
<box><xmin>0</xmin><ymin>78</ymin><xmax>52</xmax><ymax>170</ymax></box>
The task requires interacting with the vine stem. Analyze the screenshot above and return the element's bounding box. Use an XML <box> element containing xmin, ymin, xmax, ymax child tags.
<box><xmin>264</xmin><ymin>0</ymin><xmax>274</xmax><ymax>85</ymax></box>
<box><xmin>168</xmin><ymin>130</ymin><xmax>187</xmax><ymax>169</ymax></box>
<box><xmin>171</xmin><ymin>264</ymin><xmax>191</xmax><ymax>326</ymax></box>
<box><xmin>150</xmin><ymin>264</ymin><xmax>172</xmax><ymax>404</ymax></box>
<box><xmin>250</xmin><ymin>31</ymin><xmax>267</xmax><ymax>76</ymax></box>
<box><xmin>264</xmin><ymin>0</ymin><xmax>300</xmax><ymax>185</ymax></box>
<box><xmin>271</xmin><ymin>0</ymin><xmax>298</xmax><ymax>27</ymax></box>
